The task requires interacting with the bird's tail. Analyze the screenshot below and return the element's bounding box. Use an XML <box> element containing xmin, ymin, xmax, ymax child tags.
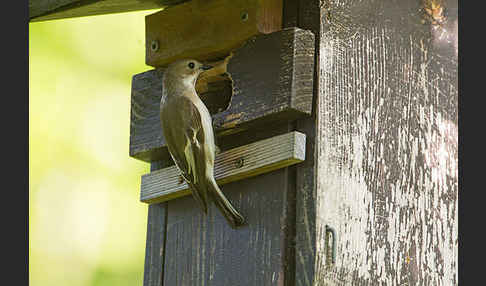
<box><xmin>207</xmin><ymin>177</ymin><xmax>245</xmax><ymax>228</ymax></box>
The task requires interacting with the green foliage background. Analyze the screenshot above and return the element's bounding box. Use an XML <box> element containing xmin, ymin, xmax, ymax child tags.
<box><xmin>29</xmin><ymin>10</ymin><xmax>159</xmax><ymax>286</ymax></box>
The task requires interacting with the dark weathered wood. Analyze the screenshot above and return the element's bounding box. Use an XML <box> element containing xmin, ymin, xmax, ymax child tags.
<box><xmin>145</xmin><ymin>0</ymin><xmax>283</xmax><ymax>67</ymax></box>
<box><xmin>288</xmin><ymin>1</ymin><xmax>321</xmax><ymax>285</ymax></box>
<box><xmin>129</xmin><ymin>27</ymin><xmax>315</xmax><ymax>163</ymax></box>
<box><xmin>142</xmin><ymin>161</ymin><xmax>170</xmax><ymax>286</ymax></box>
<box><xmin>140</xmin><ymin>131</ymin><xmax>306</xmax><ymax>204</ymax></box>
<box><xmin>163</xmin><ymin>167</ymin><xmax>291</xmax><ymax>285</ymax></box>
<box><xmin>154</xmin><ymin>122</ymin><xmax>297</xmax><ymax>285</ymax></box>
<box><xmin>29</xmin><ymin>0</ymin><xmax>187</xmax><ymax>22</ymax></box>
<box><xmin>143</xmin><ymin>203</ymin><xmax>166</xmax><ymax>286</ymax></box>
<box><xmin>313</xmin><ymin>0</ymin><xmax>458</xmax><ymax>284</ymax></box>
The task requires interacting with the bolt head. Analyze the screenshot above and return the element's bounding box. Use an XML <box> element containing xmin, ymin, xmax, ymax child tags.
<box><xmin>241</xmin><ymin>11</ymin><xmax>249</xmax><ymax>22</ymax></box>
<box><xmin>235</xmin><ymin>158</ymin><xmax>244</xmax><ymax>168</ymax></box>
<box><xmin>150</xmin><ymin>40</ymin><xmax>159</xmax><ymax>52</ymax></box>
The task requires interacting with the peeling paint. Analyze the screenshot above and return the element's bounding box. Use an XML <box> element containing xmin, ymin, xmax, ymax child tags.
<box><xmin>314</xmin><ymin>11</ymin><xmax>457</xmax><ymax>284</ymax></box>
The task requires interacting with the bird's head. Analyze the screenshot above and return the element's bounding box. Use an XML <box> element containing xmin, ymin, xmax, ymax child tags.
<box><xmin>164</xmin><ymin>59</ymin><xmax>213</xmax><ymax>87</ymax></box>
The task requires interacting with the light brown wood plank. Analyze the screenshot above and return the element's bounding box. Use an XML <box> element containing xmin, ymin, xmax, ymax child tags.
<box><xmin>140</xmin><ymin>131</ymin><xmax>306</xmax><ymax>204</ymax></box>
<box><xmin>145</xmin><ymin>0</ymin><xmax>283</xmax><ymax>67</ymax></box>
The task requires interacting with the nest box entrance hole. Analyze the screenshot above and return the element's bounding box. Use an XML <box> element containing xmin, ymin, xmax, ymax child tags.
<box><xmin>195</xmin><ymin>55</ymin><xmax>234</xmax><ymax>115</ymax></box>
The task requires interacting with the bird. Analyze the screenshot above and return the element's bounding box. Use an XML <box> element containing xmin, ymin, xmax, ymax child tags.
<box><xmin>159</xmin><ymin>59</ymin><xmax>245</xmax><ymax>228</ymax></box>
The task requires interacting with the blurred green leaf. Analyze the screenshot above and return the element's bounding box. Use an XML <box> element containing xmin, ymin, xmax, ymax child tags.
<box><xmin>29</xmin><ymin>10</ymin><xmax>158</xmax><ymax>286</ymax></box>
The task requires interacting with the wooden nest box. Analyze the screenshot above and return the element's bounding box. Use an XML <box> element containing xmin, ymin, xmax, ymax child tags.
<box><xmin>30</xmin><ymin>0</ymin><xmax>458</xmax><ymax>284</ymax></box>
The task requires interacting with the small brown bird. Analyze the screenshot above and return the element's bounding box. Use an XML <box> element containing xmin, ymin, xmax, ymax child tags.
<box><xmin>160</xmin><ymin>59</ymin><xmax>245</xmax><ymax>228</ymax></box>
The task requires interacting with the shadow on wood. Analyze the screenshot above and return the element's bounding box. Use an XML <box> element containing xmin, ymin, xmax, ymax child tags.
<box><xmin>130</xmin><ymin>27</ymin><xmax>315</xmax><ymax>163</ymax></box>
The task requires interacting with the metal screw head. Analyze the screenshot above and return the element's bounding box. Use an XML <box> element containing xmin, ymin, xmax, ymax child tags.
<box><xmin>241</xmin><ymin>11</ymin><xmax>249</xmax><ymax>22</ymax></box>
<box><xmin>235</xmin><ymin>158</ymin><xmax>244</xmax><ymax>168</ymax></box>
<box><xmin>150</xmin><ymin>40</ymin><xmax>159</xmax><ymax>52</ymax></box>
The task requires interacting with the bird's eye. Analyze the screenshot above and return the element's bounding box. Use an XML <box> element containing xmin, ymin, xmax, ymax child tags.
<box><xmin>188</xmin><ymin>62</ymin><xmax>195</xmax><ymax>69</ymax></box>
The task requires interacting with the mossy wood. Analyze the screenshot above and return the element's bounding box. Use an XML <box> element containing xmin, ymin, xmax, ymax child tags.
<box><xmin>140</xmin><ymin>131</ymin><xmax>306</xmax><ymax>204</ymax></box>
<box><xmin>145</xmin><ymin>0</ymin><xmax>283</xmax><ymax>67</ymax></box>
<box><xmin>29</xmin><ymin>0</ymin><xmax>188</xmax><ymax>22</ymax></box>
<box><xmin>130</xmin><ymin>27</ymin><xmax>315</xmax><ymax>163</ymax></box>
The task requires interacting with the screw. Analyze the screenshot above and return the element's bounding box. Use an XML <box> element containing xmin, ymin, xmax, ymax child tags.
<box><xmin>241</xmin><ymin>11</ymin><xmax>249</xmax><ymax>22</ymax></box>
<box><xmin>150</xmin><ymin>40</ymin><xmax>159</xmax><ymax>52</ymax></box>
<box><xmin>235</xmin><ymin>158</ymin><xmax>244</xmax><ymax>168</ymax></box>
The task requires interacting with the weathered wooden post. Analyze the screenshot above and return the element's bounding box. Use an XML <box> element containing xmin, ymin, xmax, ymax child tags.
<box><xmin>30</xmin><ymin>0</ymin><xmax>458</xmax><ymax>284</ymax></box>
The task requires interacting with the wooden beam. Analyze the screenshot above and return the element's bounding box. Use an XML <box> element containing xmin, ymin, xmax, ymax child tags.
<box><xmin>163</xmin><ymin>165</ymin><xmax>293</xmax><ymax>284</ymax></box>
<box><xmin>142</xmin><ymin>203</ymin><xmax>166</xmax><ymax>286</ymax></box>
<box><xmin>130</xmin><ymin>27</ymin><xmax>315</xmax><ymax>163</ymax></box>
<box><xmin>145</xmin><ymin>0</ymin><xmax>283</xmax><ymax>67</ymax></box>
<box><xmin>288</xmin><ymin>1</ymin><xmax>321</xmax><ymax>285</ymax></box>
<box><xmin>312</xmin><ymin>0</ymin><xmax>458</xmax><ymax>284</ymax></box>
<box><xmin>29</xmin><ymin>0</ymin><xmax>187</xmax><ymax>22</ymax></box>
<box><xmin>140</xmin><ymin>131</ymin><xmax>306</xmax><ymax>204</ymax></box>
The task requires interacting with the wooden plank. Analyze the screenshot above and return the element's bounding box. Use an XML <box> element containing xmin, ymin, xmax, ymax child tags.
<box><xmin>288</xmin><ymin>0</ymin><xmax>321</xmax><ymax>285</ymax></box>
<box><xmin>145</xmin><ymin>0</ymin><xmax>283</xmax><ymax>67</ymax></box>
<box><xmin>143</xmin><ymin>203</ymin><xmax>166</xmax><ymax>286</ymax></box>
<box><xmin>312</xmin><ymin>0</ymin><xmax>458</xmax><ymax>284</ymax></box>
<box><xmin>163</xmin><ymin>163</ymin><xmax>293</xmax><ymax>285</ymax></box>
<box><xmin>142</xmin><ymin>161</ymin><xmax>170</xmax><ymax>286</ymax></box>
<box><xmin>130</xmin><ymin>27</ymin><xmax>315</xmax><ymax>163</ymax></box>
<box><xmin>140</xmin><ymin>131</ymin><xmax>306</xmax><ymax>204</ymax></box>
<box><xmin>158</xmin><ymin>123</ymin><xmax>296</xmax><ymax>285</ymax></box>
<box><xmin>29</xmin><ymin>0</ymin><xmax>186</xmax><ymax>22</ymax></box>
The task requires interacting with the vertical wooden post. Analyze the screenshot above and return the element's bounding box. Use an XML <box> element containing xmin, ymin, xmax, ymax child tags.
<box><xmin>299</xmin><ymin>0</ymin><xmax>458</xmax><ymax>284</ymax></box>
<box><xmin>287</xmin><ymin>0</ymin><xmax>321</xmax><ymax>284</ymax></box>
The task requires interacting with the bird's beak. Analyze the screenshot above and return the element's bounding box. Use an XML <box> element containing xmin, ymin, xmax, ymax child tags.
<box><xmin>200</xmin><ymin>64</ymin><xmax>213</xmax><ymax>71</ymax></box>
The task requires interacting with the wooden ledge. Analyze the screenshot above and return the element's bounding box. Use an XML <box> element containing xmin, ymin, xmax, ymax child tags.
<box><xmin>140</xmin><ymin>131</ymin><xmax>306</xmax><ymax>204</ymax></box>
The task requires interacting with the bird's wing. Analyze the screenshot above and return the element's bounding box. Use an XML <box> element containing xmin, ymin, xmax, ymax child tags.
<box><xmin>161</xmin><ymin>96</ymin><xmax>209</xmax><ymax>211</ymax></box>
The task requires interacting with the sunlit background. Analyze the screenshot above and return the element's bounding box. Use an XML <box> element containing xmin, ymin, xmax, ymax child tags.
<box><xmin>29</xmin><ymin>10</ymin><xmax>160</xmax><ymax>286</ymax></box>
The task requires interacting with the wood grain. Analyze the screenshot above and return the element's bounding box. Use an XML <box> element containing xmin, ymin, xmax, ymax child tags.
<box><xmin>152</xmin><ymin>123</ymin><xmax>297</xmax><ymax>285</ymax></box>
<box><xmin>145</xmin><ymin>0</ymin><xmax>283</xmax><ymax>67</ymax></box>
<box><xmin>163</xmin><ymin>167</ymin><xmax>293</xmax><ymax>285</ymax></box>
<box><xmin>29</xmin><ymin>0</ymin><xmax>187</xmax><ymax>22</ymax></box>
<box><xmin>142</xmin><ymin>161</ymin><xmax>171</xmax><ymax>286</ymax></box>
<box><xmin>143</xmin><ymin>203</ymin><xmax>166</xmax><ymax>286</ymax></box>
<box><xmin>129</xmin><ymin>27</ymin><xmax>315</xmax><ymax>163</ymax></box>
<box><xmin>139</xmin><ymin>0</ymin><xmax>457</xmax><ymax>284</ymax></box>
<box><xmin>140</xmin><ymin>131</ymin><xmax>306</xmax><ymax>204</ymax></box>
<box><xmin>313</xmin><ymin>0</ymin><xmax>458</xmax><ymax>284</ymax></box>
<box><xmin>289</xmin><ymin>0</ymin><xmax>322</xmax><ymax>285</ymax></box>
